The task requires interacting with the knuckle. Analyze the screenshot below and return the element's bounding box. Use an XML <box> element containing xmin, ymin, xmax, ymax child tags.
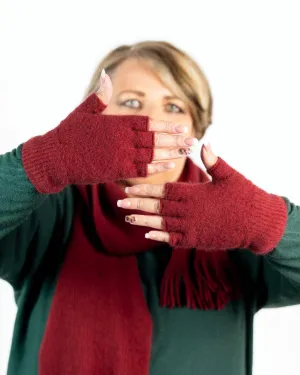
<box><xmin>154</xmin><ymin>200</ymin><xmax>160</xmax><ymax>213</ymax></box>
<box><xmin>164</xmin><ymin>122</ymin><xmax>170</xmax><ymax>133</ymax></box>
<box><xmin>140</xmin><ymin>185</ymin><xmax>147</xmax><ymax>194</ymax></box>
<box><xmin>155</xmin><ymin>164</ymin><xmax>162</xmax><ymax>173</ymax></box>
<box><xmin>154</xmin><ymin>185</ymin><xmax>160</xmax><ymax>196</ymax></box>
<box><xmin>146</xmin><ymin>184</ymin><xmax>152</xmax><ymax>196</ymax></box>
<box><xmin>168</xmin><ymin>148</ymin><xmax>175</xmax><ymax>157</ymax></box>
<box><xmin>148</xmin><ymin>118</ymin><xmax>154</xmax><ymax>131</ymax></box>
<box><xmin>176</xmin><ymin>135</ymin><xmax>183</xmax><ymax>146</ymax></box>
<box><xmin>136</xmin><ymin>199</ymin><xmax>142</xmax><ymax>210</ymax></box>
<box><xmin>154</xmin><ymin>132</ymin><xmax>160</xmax><ymax>146</ymax></box>
<box><xmin>159</xmin><ymin>217</ymin><xmax>164</xmax><ymax>230</ymax></box>
<box><xmin>152</xmin><ymin>149</ymin><xmax>159</xmax><ymax>161</ymax></box>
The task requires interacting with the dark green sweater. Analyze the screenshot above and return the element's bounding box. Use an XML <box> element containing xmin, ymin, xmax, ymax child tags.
<box><xmin>1</xmin><ymin>146</ymin><xmax>300</xmax><ymax>375</ymax></box>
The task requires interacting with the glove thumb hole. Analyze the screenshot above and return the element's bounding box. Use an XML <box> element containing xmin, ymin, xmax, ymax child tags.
<box><xmin>206</xmin><ymin>156</ymin><xmax>235</xmax><ymax>182</ymax></box>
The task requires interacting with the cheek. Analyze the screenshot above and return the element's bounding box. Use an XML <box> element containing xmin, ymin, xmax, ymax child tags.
<box><xmin>178</xmin><ymin>115</ymin><xmax>194</xmax><ymax>137</ymax></box>
<box><xmin>101</xmin><ymin>101</ymin><xmax>120</xmax><ymax>115</ymax></box>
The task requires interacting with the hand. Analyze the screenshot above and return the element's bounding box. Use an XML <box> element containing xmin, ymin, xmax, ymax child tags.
<box><xmin>117</xmin><ymin>144</ymin><xmax>287</xmax><ymax>254</ymax></box>
<box><xmin>22</xmin><ymin>70</ymin><xmax>197</xmax><ymax>193</ymax></box>
<box><xmin>96</xmin><ymin>70</ymin><xmax>199</xmax><ymax>175</ymax></box>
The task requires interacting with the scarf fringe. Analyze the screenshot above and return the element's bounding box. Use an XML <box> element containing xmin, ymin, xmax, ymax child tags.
<box><xmin>160</xmin><ymin>248</ymin><xmax>241</xmax><ymax>310</ymax></box>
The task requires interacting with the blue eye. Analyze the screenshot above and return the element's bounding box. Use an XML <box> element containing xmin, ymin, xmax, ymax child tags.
<box><xmin>121</xmin><ymin>99</ymin><xmax>141</xmax><ymax>109</ymax></box>
<box><xmin>166</xmin><ymin>103</ymin><xmax>184</xmax><ymax>113</ymax></box>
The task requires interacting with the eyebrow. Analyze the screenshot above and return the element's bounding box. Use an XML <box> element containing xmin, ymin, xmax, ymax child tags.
<box><xmin>117</xmin><ymin>91</ymin><xmax>183</xmax><ymax>101</ymax></box>
<box><xmin>118</xmin><ymin>90</ymin><xmax>145</xmax><ymax>97</ymax></box>
<box><xmin>164</xmin><ymin>95</ymin><xmax>182</xmax><ymax>101</ymax></box>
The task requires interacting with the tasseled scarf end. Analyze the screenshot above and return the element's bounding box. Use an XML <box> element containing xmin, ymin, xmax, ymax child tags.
<box><xmin>160</xmin><ymin>247</ymin><xmax>241</xmax><ymax>310</ymax></box>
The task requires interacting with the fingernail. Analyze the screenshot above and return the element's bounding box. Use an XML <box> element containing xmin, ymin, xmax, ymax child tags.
<box><xmin>125</xmin><ymin>215</ymin><xmax>136</xmax><ymax>223</ymax></box>
<box><xmin>126</xmin><ymin>187</ymin><xmax>140</xmax><ymax>194</ymax></box>
<box><xmin>165</xmin><ymin>162</ymin><xmax>175</xmax><ymax>169</ymax></box>
<box><xmin>174</xmin><ymin>125</ymin><xmax>188</xmax><ymax>134</ymax></box>
<box><xmin>178</xmin><ymin>148</ymin><xmax>191</xmax><ymax>155</ymax></box>
<box><xmin>117</xmin><ymin>200</ymin><xmax>131</xmax><ymax>207</ymax></box>
<box><xmin>100</xmin><ymin>68</ymin><xmax>106</xmax><ymax>86</ymax></box>
<box><xmin>204</xmin><ymin>143</ymin><xmax>212</xmax><ymax>152</ymax></box>
<box><xmin>145</xmin><ymin>233</ymin><xmax>150</xmax><ymax>239</ymax></box>
<box><xmin>184</xmin><ymin>137</ymin><xmax>198</xmax><ymax>146</ymax></box>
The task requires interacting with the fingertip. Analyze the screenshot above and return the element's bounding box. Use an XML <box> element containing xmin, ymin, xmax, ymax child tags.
<box><xmin>96</xmin><ymin>72</ymin><xmax>113</xmax><ymax>106</ymax></box>
<box><xmin>100</xmin><ymin>69</ymin><xmax>106</xmax><ymax>85</ymax></box>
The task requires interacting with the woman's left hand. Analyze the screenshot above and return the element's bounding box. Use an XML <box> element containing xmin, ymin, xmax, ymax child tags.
<box><xmin>117</xmin><ymin>144</ymin><xmax>288</xmax><ymax>254</ymax></box>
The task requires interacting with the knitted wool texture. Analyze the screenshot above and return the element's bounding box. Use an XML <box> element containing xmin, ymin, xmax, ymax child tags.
<box><xmin>21</xmin><ymin>93</ymin><xmax>288</xmax><ymax>375</ymax></box>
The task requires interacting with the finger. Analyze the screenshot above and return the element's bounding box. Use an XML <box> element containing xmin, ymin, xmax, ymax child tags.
<box><xmin>200</xmin><ymin>143</ymin><xmax>218</xmax><ymax>170</ymax></box>
<box><xmin>147</xmin><ymin>162</ymin><xmax>175</xmax><ymax>175</ymax></box>
<box><xmin>96</xmin><ymin>70</ymin><xmax>113</xmax><ymax>106</ymax></box>
<box><xmin>125</xmin><ymin>215</ymin><xmax>163</xmax><ymax>230</ymax></box>
<box><xmin>117</xmin><ymin>197</ymin><xmax>161</xmax><ymax>214</ymax></box>
<box><xmin>153</xmin><ymin>147</ymin><xmax>191</xmax><ymax>161</ymax></box>
<box><xmin>201</xmin><ymin>144</ymin><xmax>236</xmax><ymax>182</ymax></box>
<box><xmin>154</xmin><ymin>133</ymin><xmax>198</xmax><ymax>148</ymax></box>
<box><xmin>149</xmin><ymin>120</ymin><xmax>189</xmax><ymax>134</ymax></box>
<box><xmin>145</xmin><ymin>231</ymin><xmax>170</xmax><ymax>243</ymax></box>
<box><xmin>125</xmin><ymin>184</ymin><xmax>165</xmax><ymax>198</ymax></box>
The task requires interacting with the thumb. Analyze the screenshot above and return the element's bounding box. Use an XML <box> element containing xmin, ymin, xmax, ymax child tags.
<box><xmin>96</xmin><ymin>69</ymin><xmax>113</xmax><ymax>106</ymax></box>
<box><xmin>200</xmin><ymin>143</ymin><xmax>218</xmax><ymax>170</ymax></box>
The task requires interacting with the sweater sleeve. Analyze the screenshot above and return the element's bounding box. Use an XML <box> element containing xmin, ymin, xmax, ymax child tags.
<box><xmin>256</xmin><ymin>198</ymin><xmax>300</xmax><ymax>308</ymax></box>
<box><xmin>0</xmin><ymin>145</ymin><xmax>74</xmax><ymax>290</ymax></box>
<box><xmin>235</xmin><ymin>198</ymin><xmax>300</xmax><ymax>310</ymax></box>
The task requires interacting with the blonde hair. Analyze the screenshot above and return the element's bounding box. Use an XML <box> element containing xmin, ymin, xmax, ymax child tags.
<box><xmin>85</xmin><ymin>41</ymin><xmax>213</xmax><ymax>139</ymax></box>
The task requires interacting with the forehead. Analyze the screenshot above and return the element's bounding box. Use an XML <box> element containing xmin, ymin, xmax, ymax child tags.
<box><xmin>111</xmin><ymin>58</ymin><xmax>174</xmax><ymax>95</ymax></box>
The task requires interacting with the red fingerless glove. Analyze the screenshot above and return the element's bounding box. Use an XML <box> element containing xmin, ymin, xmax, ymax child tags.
<box><xmin>160</xmin><ymin>158</ymin><xmax>288</xmax><ymax>254</ymax></box>
<box><xmin>22</xmin><ymin>93</ymin><xmax>154</xmax><ymax>194</ymax></box>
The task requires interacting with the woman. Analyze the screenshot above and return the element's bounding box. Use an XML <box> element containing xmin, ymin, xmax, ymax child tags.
<box><xmin>1</xmin><ymin>41</ymin><xmax>300</xmax><ymax>375</ymax></box>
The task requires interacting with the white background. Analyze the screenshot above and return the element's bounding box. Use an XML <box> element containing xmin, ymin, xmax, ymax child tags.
<box><xmin>1</xmin><ymin>0</ymin><xmax>300</xmax><ymax>374</ymax></box>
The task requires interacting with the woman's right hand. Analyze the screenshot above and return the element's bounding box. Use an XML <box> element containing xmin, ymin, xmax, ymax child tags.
<box><xmin>22</xmin><ymin>71</ymin><xmax>196</xmax><ymax>194</ymax></box>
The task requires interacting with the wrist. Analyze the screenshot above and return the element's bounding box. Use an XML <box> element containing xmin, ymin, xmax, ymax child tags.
<box><xmin>247</xmin><ymin>189</ymin><xmax>288</xmax><ymax>254</ymax></box>
<box><xmin>22</xmin><ymin>129</ymin><xmax>68</xmax><ymax>194</ymax></box>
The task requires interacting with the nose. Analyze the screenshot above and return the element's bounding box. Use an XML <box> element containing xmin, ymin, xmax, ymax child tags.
<box><xmin>139</xmin><ymin>104</ymin><xmax>166</xmax><ymax>122</ymax></box>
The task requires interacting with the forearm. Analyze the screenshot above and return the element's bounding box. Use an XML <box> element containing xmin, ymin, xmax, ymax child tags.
<box><xmin>0</xmin><ymin>145</ymin><xmax>48</xmax><ymax>239</ymax></box>
<box><xmin>266</xmin><ymin>198</ymin><xmax>300</xmax><ymax>283</ymax></box>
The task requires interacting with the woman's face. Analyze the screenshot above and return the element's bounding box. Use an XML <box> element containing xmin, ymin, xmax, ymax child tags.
<box><xmin>103</xmin><ymin>58</ymin><xmax>194</xmax><ymax>186</ymax></box>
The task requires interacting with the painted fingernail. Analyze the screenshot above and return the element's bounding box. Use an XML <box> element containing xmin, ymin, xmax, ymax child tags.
<box><xmin>178</xmin><ymin>148</ymin><xmax>191</xmax><ymax>155</ymax></box>
<box><xmin>174</xmin><ymin>125</ymin><xmax>188</xmax><ymax>133</ymax></box>
<box><xmin>125</xmin><ymin>215</ymin><xmax>136</xmax><ymax>223</ymax></box>
<box><xmin>184</xmin><ymin>137</ymin><xmax>198</xmax><ymax>146</ymax></box>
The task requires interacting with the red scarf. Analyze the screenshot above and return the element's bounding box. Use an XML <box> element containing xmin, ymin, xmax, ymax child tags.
<box><xmin>39</xmin><ymin>159</ymin><xmax>240</xmax><ymax>375</ymax></box>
